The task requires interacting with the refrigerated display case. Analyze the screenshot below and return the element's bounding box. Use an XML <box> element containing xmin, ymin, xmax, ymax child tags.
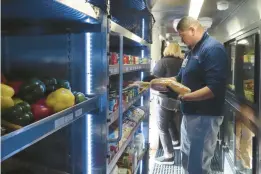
<box><xmin>225</xmin><ymin>29</ymin><xmax>260</xmax><ymax>110</ymax></box>
<box><xmin>223</xmin><ymin>26</ymin><xmax>260</xmax><ymax>174</ymax></box>
<box><xmin>225</xmin><ymin>41</ymin><xmax>236</xmax><ymax>92</ymax></box>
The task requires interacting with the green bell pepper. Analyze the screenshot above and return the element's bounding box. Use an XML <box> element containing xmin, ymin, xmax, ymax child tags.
<box><xmin>18</xmin><ymin>79</ymin><xmax>46</xmax><ymax>104</ymax></box>
<box><xmin>72</xmin><ymin>91</ymin><xmax>87</xmax><ymax>104</ymax></box>
<box><xmin>3</xmin><ymin>102</ymin><xmax>34</xmax><ymax>126</ymax></box>
<box><xmin>42</xmin><ymin>78</ymin><xmax>57</xmax><ymax>95</ymax></box>
<box><xmin>56</xmin><ymin>80</ymin><xmax>71</xmax><ymax>90</ymax></box>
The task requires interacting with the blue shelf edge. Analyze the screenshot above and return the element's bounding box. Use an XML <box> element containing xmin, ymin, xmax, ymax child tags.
<box><xmin>1</xmin><ymin>96</ymin><xmax>99</xmax><ymax>161</ymax></box>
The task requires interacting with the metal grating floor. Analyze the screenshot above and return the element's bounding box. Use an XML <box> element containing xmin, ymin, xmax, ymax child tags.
<box><xmin>151</xmin><ymin>149</ymin><xmax>223</xmax><ymax>174</ymax></box>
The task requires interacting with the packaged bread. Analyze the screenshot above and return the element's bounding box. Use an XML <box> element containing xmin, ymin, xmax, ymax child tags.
<box><xmin>150</xmin><ymin>78</ymin><xmax>170</xmax><ymax>92</ymax></box>
<box><xmin>150</xmin><ymin>78</ymin><xmax>191</xmax><ymax>95</ymax></box>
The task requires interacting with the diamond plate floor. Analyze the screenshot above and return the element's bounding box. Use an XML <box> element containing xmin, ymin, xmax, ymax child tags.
<box><xmin>151</xmin><ymin>149</ymin><xmax>223</xmax><ymax>174</ymax></box>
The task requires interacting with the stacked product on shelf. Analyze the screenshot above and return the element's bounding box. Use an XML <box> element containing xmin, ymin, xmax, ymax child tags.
<box><xmin>110</xmin><ymin>130</ymin><xmax>145</xmax><ymax>174</ymax></box>
<box><xmin>109</xmin><ymin>82</ymin><xmax>147</xmax><ymax>114</ymax></box>
<box><xmin>108</xmin><ymin>107</ymin><xmax>145</xmax><ymax>163</ymax></box>
<box><xmin>109</xmin><ymin>52</ymin><xmax>150</xmax><ymax>65</ymax></box>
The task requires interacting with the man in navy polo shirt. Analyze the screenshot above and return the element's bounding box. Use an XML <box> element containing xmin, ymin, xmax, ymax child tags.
<box><xmin>174</xmin><ymin>17</ymin><xmax>228</xmax><ymax>173</ymax></box>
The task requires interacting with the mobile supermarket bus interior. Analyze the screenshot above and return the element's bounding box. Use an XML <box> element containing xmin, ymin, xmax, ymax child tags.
<box><xmin>1</xmin><ymin>0</ymin><xmax>261</xmax><ymax>174</ymax></box>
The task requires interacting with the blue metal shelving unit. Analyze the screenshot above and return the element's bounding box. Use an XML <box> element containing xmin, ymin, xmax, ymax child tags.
<box><xmin>1</xmin><ymin>1</ymin><xmax>108</xmax><ymax>174</ymax></box>
<box><xmin>1</xmin><ymin>0</ymin><xmax>153</xmax><ymax>173</ymax></box>
<box><xmin>106</xmin><ymin>12</ymin><xmax>152</xmax><ymax>173</ymax></box>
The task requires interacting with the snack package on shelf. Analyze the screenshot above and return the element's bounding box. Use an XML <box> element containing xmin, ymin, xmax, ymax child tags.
<box><xmin>116</xmin><ymin>144</ymin><xmax>135</xmax><ymax>174</ymax></box>
<box><xmin>150</xmin><ymin>78</ymin><xmax>191</xmax><ymax>95</ymax></box>
<box><xmin>111</xmin><ymin>165</ymin><xmax>119</xmax><ymax>174</ymax></box>
<box><xmin>118</xmin><ymin>168</ymin><xmax>130</xmax><ymax>174</ymax></box>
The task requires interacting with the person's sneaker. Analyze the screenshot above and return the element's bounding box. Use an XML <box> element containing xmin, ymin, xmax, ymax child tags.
<box><xmin>172</xmin><ymin>141</ymin><xmax>181</xmax><ymax>150</ymax></box>
<box><xmin>154</xmin><ymin>156</ymin><xmax>174</xmax><ymax>165</ymax></box>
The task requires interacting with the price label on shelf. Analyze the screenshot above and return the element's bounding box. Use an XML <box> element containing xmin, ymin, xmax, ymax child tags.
<box><xmin>64</xmin><ymin>113</ymin><xmax>74</xmax><ymax>122</ymax></box>
<box><xmin>54</xmin><ymin>113</ymin><xmax>74</xmax><ymax>129</ymax></box>
<box><xmin>54</xmin><ymin>117</ymin><xmax>65</xmax><ymax>129</ymax></box>
<box><xmin>75</xmin><ymin>108</ymin><xmax>83</xmax><ymax>117</ymax></box>
<box><xmin>114</xmin><ymin>68</ymin><xmax>119</xmax><ymax>74</ymax></box>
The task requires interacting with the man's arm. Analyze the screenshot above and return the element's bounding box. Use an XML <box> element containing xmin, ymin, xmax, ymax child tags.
<box><xmin>182</xmin><ymin>47</ymin><xmax>227</xmax><ymax>101</ymax></box>
<box><xmin>181</xmin><ymin>86</ymin><xmax>214</xmax><ymax>101</ymax></box>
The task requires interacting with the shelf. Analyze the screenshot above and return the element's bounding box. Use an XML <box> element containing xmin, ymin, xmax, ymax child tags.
<box><xmin>108</xmin><ymin>88</ymin><xmax>149</xmax><ymax>126</ymax></box>
<box><xmin>1</xmin><ymin>97</ymin><xmax>99</xmax><ymax>161</ymax></box>
<box><xmin>109</xmin><ymin>20</ymin><xmax>150</xmax><ymax>47</ymax></box>
<box><xmin>109</xmin><ymin>64</ymin><xmax>150</xmax><ymax>75</ymax></box>
<box><xmin>107</xmin><ymin>121</ymin><xmax>142</xmax><ymax>174</ymax></box>
<box><xmin>2</xmin><ymin>0</ymin><xmax>102</xmax><ymax>33</ymax></box>
<box><xmin>134</xmin><ymin>149</ymin><xmax>147</xmax><ymax>174</ymax></box>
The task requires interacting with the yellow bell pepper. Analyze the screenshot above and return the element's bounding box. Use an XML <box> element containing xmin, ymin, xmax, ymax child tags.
<box><xmin>1</xmin><ymin>83</ymin><xmax>15</xmax><ymax>97</ymax></box>
<box><xmin>1</xmin><ymin>83</ymin><xmax>15</xmax><ymax>109</ymax></box>
<box><xmin>46</xmin><ymin>88</ymin><xmax>75</xmax><ymax>113</ymax></box>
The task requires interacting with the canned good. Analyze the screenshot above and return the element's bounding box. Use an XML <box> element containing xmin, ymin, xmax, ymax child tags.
<box><xmin>109</xmin><ymin>98</ymin><xmax>116</xmax><ymax>111</ymax></box>
<box><xmin>109</xmin><ymin>90</ymin><xmax>118</xmax><ymax>112</ymax></box>
<box><xmin>135</xmin><ymin>56</ymin><xmax>139</xmax><ymax>65</ymax></box>
<box><xmin>133</xmin><ymin>56</ymin><xmax>136</xmax><ymax>64</ymax></box>
<box><xmin>129</xmin><ymin>89</ymin><xmax>134</xmax><ymax>99</ymax></box>
<box><xmin>129</xmin><ymin>56</ymin><xmax>133</xmax><ymax>65</ymax></box>
<box><xmin>123</xmin><ymin>90</ymin><xmax>129</xmax><ymax>102</ymax></box>
<box><xmin>123</xmin><ymin>54</ymin><xmax>129</xmax><ymax>64</ymax></box>
<box><xmin>132</xmin><ymin>86</ymin><xmax>138</xmax><ymax>96</ymax></box>
<box><xmin>110</xmin><ymin>52</ymin><xmax>118</xmax><ymax>65</ymax></box>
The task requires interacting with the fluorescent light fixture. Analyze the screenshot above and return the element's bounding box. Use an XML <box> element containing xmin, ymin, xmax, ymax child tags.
<box><xmin>87</xmin><ymin>114</ymin><xmax>92</xmax><ymax>174</ymax></box>
<box><xmin>142</xmin><ymin>18</ymin><xmax>145</xmax><ymax>39</ymax></box>
<box><xmin>141</xmin><ymin>50</ymin><xmax>144</xmax><ymax>58</ymax></box>
<box><xmin>238</xmin><ymin>39</ymin><xmax>249</xmax><ymax>45</ymax></box>
<box><xmin>189</xmin><ymin>0</ymin><xmax>204</xmax><ymax>19</ymax></box>
<box><xmin>85</xmin><ymin>33</ymin><xmax>92</xmax><ymax>94</ymax></box>
<box><xmin>57</xmin><ymin>0</ymin><xmax>97</xmax><ymax>19</ymax></box>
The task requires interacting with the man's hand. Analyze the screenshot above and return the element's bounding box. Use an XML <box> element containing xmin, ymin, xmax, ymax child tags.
<box><xmin>178</xmin><ymin>87</ymin><xmax>214</xmax><ymax>102</ymax></box>
<box><xmin>178</xmin><ymin>93</ymin><xmax>189</xmax><ymax>101</ymax></box>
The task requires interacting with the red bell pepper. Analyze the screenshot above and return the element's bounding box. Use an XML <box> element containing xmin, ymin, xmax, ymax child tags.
<box><xmin>31</xmin><ymin>104</ymin><xmax>53</xmax><ymax>121</ymax></box>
